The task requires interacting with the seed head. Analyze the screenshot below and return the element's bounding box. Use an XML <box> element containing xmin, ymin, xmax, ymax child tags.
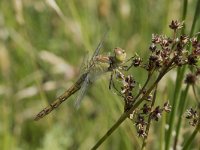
<box><xmin>180</xmin><ymin>35</ymin><xmax>189</xmax><ymax>44</ymax></box>
<box><xmin>191</xmin><ymin>37</ymin><xmax>198</xmax><ymax>48</ymax></box>
<box><xmin>187</xmin><ymin>54</ymin><xmax>198</xmax><ymax>65</ymax></box>
<box><xmin>137</xmin><ymin>128</ymin><xmax>147</xmax><ymax>138</ymax></box>
<box><xmin>185</xmin><ymin>108</ymin><xmax>198</xmax><ymax>119</ymax></box>
<box><xmin>135</xmin><ymin>114</ymin><xmax>147</xmax><ymax>128</ymax></box>
<box><xmin>184</xmin><ymin>73</ymin><xmax>197</xmax><ymax>85</ymax></box>
<box><xmin>195</xmin><ymin>68</ymin><xmax>200</xmax><ymax>76</ymax></box>
<box><xmin>150</xmin><ymin>106</ymin><xmax>163</xmax><ymax>121</ymax></box>
<box><xmin>149</xmin><ymin>43</ymin><xmax>156</xmax><ymax>52</ymax></box>
<box><xmin>169</xmin><ymin>20</ymin><xmax>183</xmax><ymax>30</ymax></box>
<box><xmin>152</xmin><ymin>34</ymin><xmax>161</xmax><ymax>44</ymax></box>
<box><xmin>163</xmin><ymin>101</ymin><xmax>171</xmax><ymax>112</ymax></box>
<box><xmin>141</xmin><ymin>104</ymin><xmax>151</xmax><ymax>114</ymax></box>
<box><xmin>132</xmin><ymin>57</ymin><xmax>142</xmax><ymax>67</ymax></box>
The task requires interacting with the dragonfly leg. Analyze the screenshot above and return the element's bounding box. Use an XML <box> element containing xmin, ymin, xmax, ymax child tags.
<box><xmin>109</xmin><ymin>72</ymin><xmax>114</xmax><ymax>90</ymax></box>
<box><xmin>121</xmin><ymin>56</ymin><xmax>134</xmax><ymax>71</ymax></box>
<box><xmin>124</xmin><ymin>64</ymin><xmax>134</xmax><ymax>71</ymax></box>
<box><xmin>125</xmin><ymin>56</ymin><xmax>136</xmax><ymax>63</ymax></box>
<box><xmin>112</xmin><ymin>82</ymin><xmax>124</xmax><ymax>97</ymax></box>
<box><xmin>109</xmin><ymin>71</ymin><xmax>125</xmax><ymax>98</ymax></box>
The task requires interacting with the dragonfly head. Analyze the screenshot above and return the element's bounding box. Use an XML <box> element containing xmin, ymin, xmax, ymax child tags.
<box><xmin>114</xmin><ymin>47</ymin><xmax>126</xmax><ymax>63</ymax></box>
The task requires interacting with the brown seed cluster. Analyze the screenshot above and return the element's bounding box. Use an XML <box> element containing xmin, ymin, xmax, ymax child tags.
<box><xmin>169</xmin><ymin>20</ymin><xmax>183</xmax><ymax>31</ymax></box>
<box><xmin>121</xmin><ymin>75</ymin><xmax>136</xmax><ymax>111</ymax></box>
<box><xmin>130</xmin><ymin>102</ymin><xmax>171</xmax><ymax>138</ymax></box>
<box><xmin>127</xmin><ymin>20</ymin><xmax>200</xmax><ymax>74</ymax></box>
<box><xmin>116</xmin><ymin>20</ymin><xmax>200</xmax><ymax>137</ymax></box>
<box><xmin>184</xmin><ymin>73</ymin><xmax>197</xmax><ymax>85</ymax></box>
<box><xmin>185</xmin><ymin>108</ymin><xmax>199</xmax><ymax>126</ymax></box>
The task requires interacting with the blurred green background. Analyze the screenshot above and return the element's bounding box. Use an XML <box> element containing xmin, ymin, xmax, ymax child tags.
<box><xmin>0</xmin><ymin>0</ymin><xmax>199</xmax><ymax>150</ymax></box>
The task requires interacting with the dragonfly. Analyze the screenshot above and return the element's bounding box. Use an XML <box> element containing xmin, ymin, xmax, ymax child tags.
<box><xmin>34</xmin><ymin>32</ymin><xmax>127</xmax><ymax>121</ymax></box>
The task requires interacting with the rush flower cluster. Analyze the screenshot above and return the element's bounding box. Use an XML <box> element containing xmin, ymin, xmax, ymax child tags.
<box><xmin>116</xmin><ymin>20</ymin><xmax>200</xmax><ymax>137</ymax></box>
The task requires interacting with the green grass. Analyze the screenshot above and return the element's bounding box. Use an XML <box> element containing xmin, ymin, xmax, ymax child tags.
<box><xmin>0</xmin><ymin>0</ymin><xmax>199</xmax><ymax>150</ymax></box>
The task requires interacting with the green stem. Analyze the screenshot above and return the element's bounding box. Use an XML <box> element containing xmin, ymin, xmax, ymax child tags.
<box><xmin>165</xmin><ymin>66</ymin><xmax>185</xmax><ymax>150</ymax></box>
<box><xmin>181</xmin><ymin>0</ymin><xmax>188</xmax><ymax>34</ymax></box>
<box><xmin>189</xmin><ymin>0</ymin><xmax>200</xmax><ymax>37</ymax></box>
<box><xmin>192</xmin><ymin>85</ymin><xmax>200</xmax><ymax>104</ymax></box>
<box><xmin>173</xmin><ymin>85</ymin><xmax>189</xmax><ymax>150</ymax></box>
<box><xmin>165</xmin><ymin>0</ymin><xmax>188</xmax><ymax>148</ymax></box>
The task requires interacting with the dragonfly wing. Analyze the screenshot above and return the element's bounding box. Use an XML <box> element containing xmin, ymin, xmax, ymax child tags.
<box><xmin>74</xmin><ymin>74</ymin><xmax>90</xmax><ymax>109</ymax></box>
<box><xmin>90</xmin><ymin>30</ymin><xmax>109</xmax><ymax>64</ymax></box>
<box><xmin>79</xmin><ymin>51</ymin><xmax>89</xmax><ymax>75</ymax></box>
<box><xmin>74</xmin><ymin>31</ymin><xmax>109</xmax><ymax>108</ymax></box>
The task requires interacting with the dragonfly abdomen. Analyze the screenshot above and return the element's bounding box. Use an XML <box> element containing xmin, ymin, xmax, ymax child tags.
<box><xmin>34</xmin><ymin>73</ymin><xmax>88</xmax><ymax>121</ymax></box>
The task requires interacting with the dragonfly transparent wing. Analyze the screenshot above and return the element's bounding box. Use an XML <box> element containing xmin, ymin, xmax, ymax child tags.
<box><xmin>77</xmin><ymin>30</ymin><xmax>108</xmax><ymax>86</ymax></box>
<box><xmin>74</xmin><ymin>74</ymin><xmax>90</xmax><ymax>109</ymax></box>
<box><xmin>89</xmin><ymin>30</ymin><xmax>109</xmax><ymax>64</ymax></box>
<box><xmin>75</xmin><ymin>30</ymin><xmax>109</xmax><ymax>108</ymax></box>
<box><xmin>78</xmin><ymin>51</ymin><xmax>90</xmax><ymax>78</ymax></box>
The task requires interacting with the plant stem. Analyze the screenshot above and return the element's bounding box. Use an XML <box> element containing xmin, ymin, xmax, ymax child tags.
<box><xmin>165</xmin><ymin>66</ymin><xmax>185</xmax><ymax>150</ymax></box>
<box><xmin>189</xmin><ymin>0</ymin><xmax>200</xmax><ymax>37</ymax></box>
<box><xmin>173</xmin><ymin>85</ymin><xmax>189</xmax><ymax>150</ymax></box>
<box><xmin>181</xmin><ymin>0</ymin><xmax>188</xmax><ymax>34</ymax></box>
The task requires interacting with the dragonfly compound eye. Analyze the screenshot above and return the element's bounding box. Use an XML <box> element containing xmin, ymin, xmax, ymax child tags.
<box><xmin>114</xmin><ymin>47</ymin><xmax>127</xmax><ymax>63</ymax></box>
